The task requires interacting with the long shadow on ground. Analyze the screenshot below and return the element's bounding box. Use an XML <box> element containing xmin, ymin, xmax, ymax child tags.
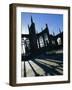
<box><xmin>31</xmin><ymin>59</ymin><xmax>63</xmax><ymax>76</ymax></box>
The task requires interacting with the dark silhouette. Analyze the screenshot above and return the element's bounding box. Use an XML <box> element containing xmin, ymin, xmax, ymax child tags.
<box><xmin>21</xmin><ymin>16</ymin><xmax>63</xmax><ymax>61</ymax></box>
<box><xmin>22</xmin><ymin>58</ymin><xmax>63</xmax><ymax>77</ymax></box>
<box><xmin>21</xmin><ymin>16</ymin><xmax>63</xmax><ymax>77</ymax></box>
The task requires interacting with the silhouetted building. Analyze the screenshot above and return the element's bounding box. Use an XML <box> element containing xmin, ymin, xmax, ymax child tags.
<box><xmin>21</xmin><ymin>16</ymin><xmax>63</xmax><ymax>58</ymax></box>
<box><xmin>28</xmin><ymin>16</ymin><xmax>38</xmax><ymax>54</ymax></box>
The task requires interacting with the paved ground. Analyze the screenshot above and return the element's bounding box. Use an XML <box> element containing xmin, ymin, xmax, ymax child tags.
<box><xmin>21</xmin><ymin>58</ymin><xmax>63</xmax><ymax>77</ymax></box>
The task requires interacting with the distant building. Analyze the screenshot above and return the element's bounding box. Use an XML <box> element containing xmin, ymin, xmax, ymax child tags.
<box><xmin>22</xmin><ymin>16</ymin><xmax>63</xmax><ymax>56</ymax></box>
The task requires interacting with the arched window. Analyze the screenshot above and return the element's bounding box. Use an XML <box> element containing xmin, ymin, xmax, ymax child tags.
<box><xmin>25</xmin><ymin>39</ymin><xmax>30</xmax><ymax>49</ymax></box>
<box><xmin>57</xmin><ymin>37</ymin><xmax>61</xmax><ymax>45</ymax></box>
<box><xmin>39</xmin><ymin>36</ymin><xmax>44</xmax><ymax>47</ymax></box>
<box><xmin>21</xmin><ymin>38</ymin><xmax>26</xmax><ymax>54</ymax></box>
<box><xmin>44</xmin><ymin>33</ymin><xmax>49</xmax><ymax>46</ymax></box>
<box><xmin>21</xmin><ymin>37</ymin><xmax>30</xmax><ymax>55</ymax></box>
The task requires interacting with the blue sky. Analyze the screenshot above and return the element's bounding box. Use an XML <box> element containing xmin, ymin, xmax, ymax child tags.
<box><xmin>21</xmin><ymin>12</ymin><xmax>63</xmax><ymax>35</ymax></box>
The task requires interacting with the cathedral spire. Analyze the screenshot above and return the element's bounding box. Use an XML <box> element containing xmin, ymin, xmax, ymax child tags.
<box><xmin>28</xmin><ymin>24</ymin><xmax>29</xmax><ymax>29</ymax></box>
<box><xmin>46</xmin><ymin>24</ymin><xmax>48</xmax><ymax>28</ymax></box>
<box><xmin>46</xmin><ymin>24</ymin><xmax>49</xmax><ymax>34</ymax></box>
<box><xmin>59</xmin><ymin>28</ymin><xmax>61</xmax><ymax>33</ymax></box>
<box><xmin>31</xmin><ymin>16</ymin><xmax>33</xmax><ymax>24</ymax></box>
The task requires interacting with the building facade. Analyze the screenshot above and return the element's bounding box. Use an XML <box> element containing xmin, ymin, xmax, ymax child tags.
<box><xmin>21</xmin><ymin>17</ymin><xmax>63</xmax><ymax>59</ymax></box>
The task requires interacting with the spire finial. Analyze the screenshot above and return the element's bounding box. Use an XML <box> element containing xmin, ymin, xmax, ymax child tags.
<box><xmin>59</xmin><ymin>28</ymin><xmax>61</xmax><ymax>33</ymax></box>
<box><xmin>31</xmin><ymin>16</ymin><xmax>33</xmax><ymax>23</ymax></box>
<box><xmin>46</xmin><ymin>24</ymin><xmax>48</xmax><ymax>28</ymax></box>
<box><xmin>28</xmin><ymin>24</ymin><xmax>29</xmax><ymax>29</ymax></box>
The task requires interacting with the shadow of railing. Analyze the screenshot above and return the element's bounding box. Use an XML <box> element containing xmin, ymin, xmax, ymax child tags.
<box><xmin>31</xmin><ymin>59</ymin><xmax>62</xmax><ymax>76</ymax></box>
<box><xmin>28</xmin><ymin>61</ymin><xmax>43</xmax><ymax>76</ymax></box>
<box><xmin>22</xmin><ymin>52</ymin><xmax>63</xmax><ymax>77</ymax></box>
<box><xmin>35</xmin><ymin>59</ymin><xmax>63</xmax><ymax>73</ymax></box>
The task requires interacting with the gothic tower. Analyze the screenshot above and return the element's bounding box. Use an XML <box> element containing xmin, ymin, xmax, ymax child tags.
<box><xmin>45</xmin><ymin>24</ymin><xmax>52</xmax><ymax>44</ymax></box>
<box><xmin>28</xmin><ymin>16</ymin><xmax>38</xmax><ymax>54</ymax></box>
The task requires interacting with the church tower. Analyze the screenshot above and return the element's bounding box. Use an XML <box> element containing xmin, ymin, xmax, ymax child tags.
<box><xmin>45</xmin><ymin>24</ymin><xmax>52</xmax><ymax>44</ymax></box>
<box><xmin>28</xmin><ymin>16</ymin><xmax>38</xmax><ymax>54</ymax></box>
